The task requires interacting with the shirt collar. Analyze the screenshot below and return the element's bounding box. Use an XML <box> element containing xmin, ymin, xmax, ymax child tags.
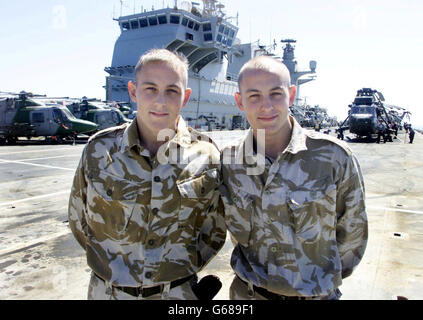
<box><xmin>284</xmin><ymin>116</ymin><xmax>308</xmax><ymax>154</ymax></box>
<box><xmin>237</xmin><ymin>116</ymin><xmax>308</xmax><ymax>164</ymax></box>
<box><xmin>121</xmin><ymin>118</ymin><xmax>143</xmax><ymax>154</ymax></box>
<box><xmin>121</xmin><ymin>116</ymin><xmax>192</xmax><ymax>155</ymax></box>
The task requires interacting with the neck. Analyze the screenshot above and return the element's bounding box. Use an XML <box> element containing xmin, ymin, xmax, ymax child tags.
<box><xmin>253</xmin><ymin>118</ymin><xmax>293</xmax><ymax>160</ymax></box>
<box><xmin>137</xmin><ymin>120</ymin><xmax>178</xmax><ymax>157</ymax></box>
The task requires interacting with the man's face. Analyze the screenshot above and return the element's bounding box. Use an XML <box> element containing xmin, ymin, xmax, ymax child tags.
<box><xmin>128</xmin><ymin>61</ymin><xmax>191</xmax><ymax>136</ymax></box>
<box><xmin>235</xmin><ymin>69</ymin><xmax>296</xmax><ymax>135</ymax></box>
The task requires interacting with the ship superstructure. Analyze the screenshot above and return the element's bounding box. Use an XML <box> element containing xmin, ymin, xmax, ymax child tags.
<box><xmin>104</xmin><ymin>1</ymin><xmax>318</xmax><ymax>130</ymax></box>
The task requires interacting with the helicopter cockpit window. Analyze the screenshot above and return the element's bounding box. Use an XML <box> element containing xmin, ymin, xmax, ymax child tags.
<box><xmin>112</xmin><ymin>111</ymin><xmax>119</xmax><ymax>123</ymax></box>
<box><xmin>52</xmin><ymin>109</ymin><xmax>64</xmax><ymax>123</ymax></box>
<box><xmin>32</xmin><ymin>112</ymin><xmax>45</xmax><ymax>123</ymax></box>
<box><xmin>353</xmin><ymin>97</ymin><xmax>373</xmax><ymax>105</ymax></box>
<box><xmin>96</xmin><ymin>113</ymin><xmax>107</xmax><ymax>124</ymax></box>
<box><xmin>61</xmin><ymin>108</ymin><xmax>75</xmax><ymax>121</ymax></box>
<box><xmin>351</xmin><ymin>106</ymin><xmax>376</xmax><ymax>114</ymax></box>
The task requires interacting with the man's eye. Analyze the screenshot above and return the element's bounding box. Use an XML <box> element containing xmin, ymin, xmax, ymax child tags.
<box><xmin>146</xmin><ymin>87</ymin><xmax>157</xmax><ymax>92</ymax></box>
<box><xmin>271</xmin><ymin>92</ymin><xmax>282</xmax><ymax>96</ymax></box>
<box><xmin>249</xmin><ymin>94</ymin><xmax>260</xmax><ymax>99</ymax></box>
<box><xmin>167</xmin><ymin>89</ymin><xmax>178</xmax><ymax>94</ymax></box>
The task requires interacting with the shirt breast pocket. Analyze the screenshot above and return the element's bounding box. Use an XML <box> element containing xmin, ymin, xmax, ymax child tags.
<box><xmin>176</xmin><ymin>168</ymin><xmax>218</xmax><ymax>239</ymax></box>
<box><xmin>86</xmin><ymin>170</ymin><xmax>139</xmax><ymax>240</ymax></box>
<box><xmin>287</xmin><ymin>183</ymin><xmax>337</xmax><ymax>244</ymax></box>
<box><xmin>220</xmin><ymin>185</ymin><xmax>254</xmax><ymax>247</ymax></box>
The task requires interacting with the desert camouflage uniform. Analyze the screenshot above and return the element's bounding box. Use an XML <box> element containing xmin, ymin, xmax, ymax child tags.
<box><xmin>68</xmin><ymin>117</ymin><xmax>226</xmax><ymax>300</ymax></box>
<box><xmin>221</xmin><ymin>116</ymin><xmax>368</xmax><ymax>300</ymax></box>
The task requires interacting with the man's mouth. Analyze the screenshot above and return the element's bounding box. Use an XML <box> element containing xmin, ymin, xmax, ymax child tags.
<box><xmin>258</xmin><ymin>114</ymin><xmax>278</xmax><ymax>121</ymax></box>
<box><xmin>150</xmin><ymin>111</ymin><xmax>168</xmax><ymax>117</ymax></box>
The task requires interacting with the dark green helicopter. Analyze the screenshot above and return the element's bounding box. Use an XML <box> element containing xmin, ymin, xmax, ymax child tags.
<box><xmin>336</xmin><ymin>88</ymin><xmax>410</xmax><ymax>141</ymax></box>
<box><xmin>0</xmin><ymin>91</ymin><xmax>98</xmax><ymax>144</ymax></box>
<box><xmin>65</xmin><ymin>97</ymin><xmax>131</xmax><ymax>132</ymax></box>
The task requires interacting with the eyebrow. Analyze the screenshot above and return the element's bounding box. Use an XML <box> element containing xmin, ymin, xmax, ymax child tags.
<box><xmin>245</xmin><ymin>86</ymin><xmax>285</xmax><ymax>93</ymax></box>
<box><xmin>140</xmin><ymin>82</ymin><xmax>181</xmax><ymax>89</ymax></box>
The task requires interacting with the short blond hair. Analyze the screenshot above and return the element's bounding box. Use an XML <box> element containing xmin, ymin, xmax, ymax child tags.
<box><xmin>237</xmin><ymin>56</ymin><xmax>291</xmax><ymax>91</ymax></box>
<box><xmin>134</xmin><ymin>49</ymin><xmax>189</xmax><ymax>88</ymax></box>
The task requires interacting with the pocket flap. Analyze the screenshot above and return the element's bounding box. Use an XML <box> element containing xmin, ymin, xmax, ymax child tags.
<box><xmin>88</xmin><ymin>170</ymin><xmax>139</xmax><ymax>201</ymax></box>
<box><xmin>177</xmin><ymin>168</ymin><xmax>218</xmax><ymax>199</ymax></box>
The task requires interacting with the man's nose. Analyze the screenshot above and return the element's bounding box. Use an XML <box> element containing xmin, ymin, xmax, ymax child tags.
<box><xmin>155</xmin><ymin>91</ymin><xmax>166</xmax><ymax>107</ymax></box>
<box><xmin>262</xmin><ymin>95</ymin><xmax>273</xmax><ymax>109</ymax></box>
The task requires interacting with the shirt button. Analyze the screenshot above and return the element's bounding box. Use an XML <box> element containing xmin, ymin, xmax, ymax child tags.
<box><xmin>264</xmin><ymin>190</ymin><xmax>271</xmax><ymax>196</ymax></box>
<box><xmin>200</xmin><ymin>187</ymin><xmax>205</xmax><ymax>194</ymax></box>
<box><xmin>148</xmin><ymin>239</ymin><xmax>155</xmax><ymax>246</ymax></box>
<box><xmin>271</xmin><ymin>246</ymin><xmax>278</xmax><ymax>253</ymax></box>
<box><xmin>106</xmin><ymin>189</ymin><xmax>113</xmax><ymax>197</ymax></box>
<box><xmin>145</xmin><ymin>272</ymin><xmax>152</xmax><ymax>279</ymax></box>
<box><xmin>152</xmin><ymin>208</ymin><xmax>159</xmax><ymax>214</ymax></box>
<box><xmin>154</xmin><ymin>176</ymin><xmax>161</xmax><ymax>182</ymax></box>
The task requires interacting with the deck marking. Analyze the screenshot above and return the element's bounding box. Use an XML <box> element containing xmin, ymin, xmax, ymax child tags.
<box><xmin>0</xmin><ymin>158</ymin><xmax>75</xmax><ymax>171</ymax></box>
<box><xmin>0</xmin><ymin>229</ymin><xmax>70</xmax><ymax>257</ymax></box>
<box><xmin>0</xmin><ymin>147</ymin><xmax>81</xmax><ymax>156</ymax></box>
<box><xmin>0</xmin><ymin>190</ymin><xmax>70</xmax><ymax>207</ymax></box>
<box><xmin>0</xmin><ymin>155</ymin><xmax>80</xmax><ymax>162</ymax></box>
<box><xmin>368</xmin><ymin>205</ymin><xmax>423</xmax><ymax>215</ymax></box>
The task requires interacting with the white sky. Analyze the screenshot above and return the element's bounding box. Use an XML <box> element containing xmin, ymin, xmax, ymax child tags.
<box><xmin>1</xmin><ymin>0</ymin><xmax>422</xmax><ymax>128</ymax></box>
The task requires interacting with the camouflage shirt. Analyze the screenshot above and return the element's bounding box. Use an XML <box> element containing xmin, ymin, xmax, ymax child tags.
<box><xmin>221</xmin><ymin>117</ymin><xmax>368</xmax><ymax>297</ymax></box>
<box><xmin>68</xmin><ymin>117</ymin><xmax>226</xmax><ymax>287</ymax></box>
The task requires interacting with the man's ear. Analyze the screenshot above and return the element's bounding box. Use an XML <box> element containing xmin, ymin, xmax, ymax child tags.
<box><xmin>288</xmin><ymin>85</ymin><xmax>297</xmax><ymax>107</ymax></box>
<box><xmin>235</xmin><ymin>92</ymin><xmax>244</xmax><ymax>111</ymax></box>
<box><xmin>128</xmin><ymin>81</ymin><xmax>137</xmax><ymax>103</ymax></box>
<box><xmin>182</xmin><ymin>88</ymin><xmax>192</xmax><ymax>108</ymax></box>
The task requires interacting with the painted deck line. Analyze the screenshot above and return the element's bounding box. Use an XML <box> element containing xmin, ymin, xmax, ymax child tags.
<box><xmin>0</xmin><ymin>190</ymin><xmax>70</xmax><ymax>207</ymax></box>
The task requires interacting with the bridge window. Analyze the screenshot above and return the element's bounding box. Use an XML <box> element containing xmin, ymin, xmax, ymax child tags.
<box><xmin>158</xmin><ymin>15</ymin><xmax>167</xmax><ymax>24</ymax></box>
<box><xmin>139</xmin><ymin>18</ymin><xmax>148</xmax><ymax>27</ymax></box>
<box><xmin>148</xmin><ymin>16</ymin><xmax>158</xmax><ymax>26</ymax></box>
<box><xmin>227</xmin><ymin>39</ymin><xmax>233</xmax><ymax>46</ymax></box>
<box><xmin>217</xmin><ymin>34</ymin><xmax>222</xmax><ymax>42</ymax></box>
<box><xmin>194</xmin><ymin>23</ymin><xmax>200</xmax><ymax>31</ymax></box>
<box><xmin>188</xmin><ymin>20</ymin><xmax>194</xmax><ymax>29</ymax></box>
<box><xmin>222</xmin><ymin>37</ymin><xmax>227</xmax><ymax>45</ymax></box>
<box><xmin>229</xmin><ymin>29</ymin><xmax>235</xmax><ymax>38</ymax></box>
<box><xmin>204</xmin><ymin>33</ymin><xmax>213</xmax><ymax>42</ymax></box>
<box><xmin>130</xmin><ymin>20</ymin><xmax>139</xmax><ymax>29</ymax></box>
<box><xmin>182</xmin><ymin>17</ymin><xmax>188</xmax><ymax>26</ymax></box>
<box><xmin>186</xmin><ymin>33</ymin><xmax>194</xmax><ymax>41</ymax></box>
<box><xmin>219</xmin><ymin>25</ymin><xmax>224</xmax><ymax>33</ymax></box>
<box><xmin>121</xmin><ymin>21</ymin><xmax>130</xmax><ymax>30</ymax></box>
<box><xmin>224</xmin><ymin>28</ymin><xmax>229</xmax><ymax>35</ymax></box>
<box><xmin>170</xmin><ymin>15</ymin><xmax>180</xmax><ymax>24</ymax></box>
<box><xmin>203</xmin><ymin>23</ymin><xmax>212</xmax><ymax>32</ymax></box>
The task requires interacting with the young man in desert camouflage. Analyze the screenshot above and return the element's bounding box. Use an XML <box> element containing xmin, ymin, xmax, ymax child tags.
<box><xmin>220</xmin><ymin>56</ymin><xmax>368</xmax><ymax>300</ymax></box>
<box><xmin>68</xmin><ymin>49</ymin><xmax>225</xmax><ymax>300</ymax></box>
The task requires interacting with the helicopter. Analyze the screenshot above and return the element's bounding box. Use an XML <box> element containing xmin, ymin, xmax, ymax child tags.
<box><xmin>0</xmin><ymin>91</ymin><xmax>98</xmax><ymax>144</ymax></box>
<box><xmin>63</xmin><ymin>97</ymin><xmax>131</xmax><ymax>132</ymax></box>
<box><xmin>336</xmin><ymin>88</ymin><xmax>410</xmax><ymax>141</ymax></box>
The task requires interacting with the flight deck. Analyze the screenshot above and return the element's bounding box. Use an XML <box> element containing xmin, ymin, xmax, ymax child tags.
<box><xmin>0</xmin><ymin>129</ymin><xmax>422</xmax><ymax>300</ymax></box>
